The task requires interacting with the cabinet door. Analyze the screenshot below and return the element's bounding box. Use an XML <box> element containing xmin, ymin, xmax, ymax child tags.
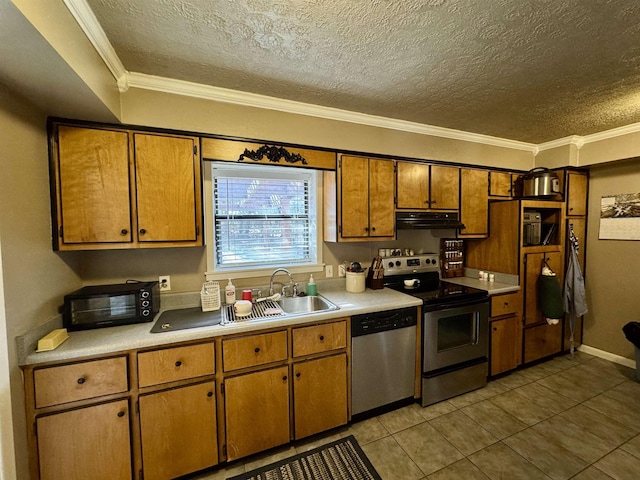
<box><xmin>489</xmin><ymin>171</ymin><xmax>513</xmax><ymax>197</ymax></box>
<box><xmin>524</xmin><ymin>322</ymin><xmax>563</xmax><ymax>363</ymax></box>
<box><xmin>293</xmin><ymin>354</ymin><xmax>347</xmax><ymax>439</ymax></box>
<box><xmin>459</xmin><ymin>169</ymin><xmax>489</xmax><ymax>237</ymax></box>
<box><xmin>369</xmin><ymin>159</ymin><xmax>396</xmax><ymax>237</ymax></box>
<box><xmin>340</xmin><ymin>156</ymin><xmax>370</xmax><ymax>237</ymax></box>
<box><xmin>490</xmin><ymin>316</ymin><xmax>521</xmax><ymax>376</ymax></box>
<box><xmin>140</xmin><ymin>382</ymin><xmax>218</xmax><ymax>480</ymax></box>
<box><xmin>56</xmin><ymin>126</ymin><xmax>132</xmax><ymax>244</ymax></box>
<box><xmin>224</xmin><ymin>366</ymin><xmax>290</xmax><ymax>461</ymax></box>
<box><xmin>396</xmin><ymin>162</ymin><xmax>429</xmax><ymax>209</ymax></box>
<box><xmin>134</xmin><ymin>133</ymin><xmax>201</xmax><ymax>243</ymax></box>
<box><xmin>524</xmin><ymin>251</ymin><xmax>563</xmax><ymax>326</ymax></box>
<box><xmin>37</xmin><ymin>400</ymin><xmax>131</xmax><ymax>480</ymax></box>
<box><xmin>430</xmin><ymin>165</ymin><xmax>459</xmax><ymax>209</ymax></box>
<box><xmin>566</xmin><ymin>172</ymin><xmax>588</xmax><ymax>216</ymax></box>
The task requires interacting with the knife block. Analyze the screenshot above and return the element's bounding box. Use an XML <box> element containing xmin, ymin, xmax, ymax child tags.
<box><xmin>366</xmin><ymin>257</ymin><xmax>384</xmax><ymax>290</ymax></box>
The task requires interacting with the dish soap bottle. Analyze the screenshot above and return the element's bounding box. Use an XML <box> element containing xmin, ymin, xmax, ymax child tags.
<box><xmin>307</xmin><ymin>274</ymin><xmax>317</xmax><ymax>296</ymax></box>
<box><xmin>225</xmin><ymin>279</ymin><xmax>236</xmax><ymax>305</ymax></box>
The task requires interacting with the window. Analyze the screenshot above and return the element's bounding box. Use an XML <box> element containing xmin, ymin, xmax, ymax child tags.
<box><xmin>204</xmin><ymin>162</ymin><xmax>321</xmax><ymax>278</ymax></box>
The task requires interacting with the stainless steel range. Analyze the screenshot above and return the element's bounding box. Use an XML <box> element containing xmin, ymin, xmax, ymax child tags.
<box><xmin>383</xmin><ymin>254</ymin><xmax>490</xmax><ymax>406</ymax></box>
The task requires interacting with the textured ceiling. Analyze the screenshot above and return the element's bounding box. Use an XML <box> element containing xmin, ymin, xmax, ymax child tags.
<box><xmin>85</xmin><ymin>0</ymin><xmax>640</xmax><ymax>144</ymax></box>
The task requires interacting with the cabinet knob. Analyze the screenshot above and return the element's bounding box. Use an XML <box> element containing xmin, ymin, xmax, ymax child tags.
<box><xmin>504</xmin><ymin>302</ymin><xmax>509</xmax><ymax>306</ymax></box>
<box><xmin>431</xmin><ymin>200</ymin><xmax>436</xmax><ymax>204</ymax></box>
<box><xmin>282</xmin><ymin>375</ymin><xmax>288</xmax><ymax>381</ymax></box>
<box><xmin>296</xmin><ymin>372</ymin><xmax>301</xmax><ymax>378</ymax></box>
<box><xmin>117</xmin><ymin>411</ymin><xmax>125</xmax><ymax>418</ymax></box>
<box><xmin>120</xmin><ymin>229</ymin><xmax>128</xmax><ymax>235</ymax></box>
<box><xmin>319</xmin><ymin>335</ymin><xmax>325</xmax><ymax>341</ymax></box>
<box><xmin>175</xmin><ymin>360</ymin><xmax>182</xmax><ymax>367</ymax></box>
<box><xmin>493</xmin><ymin>327</ymin><xmax>497</xmax><ymax>332</ymax></box>
<box><xmin>371</xmin><ymin>227</ymin><xmax>376</xmax><ymax>232</ymax></box>
<box><xmin>139</xmin><ymin>228</ymin><xmax>146</xmax><ymax>235</ymax></box>
<box><xmin>207</xmin><ymin>391</ymin><xmax>213</xmax><ymax>397</ymax></box>
<box><xmin>77</xmin><ymin>377</ymin><xmax>85</xmax><ymax>385</ymax></box>
<box><xmin>254</xmin><ymin>347</ymin><xmax>260</xmax><ymax>353</ymax></box>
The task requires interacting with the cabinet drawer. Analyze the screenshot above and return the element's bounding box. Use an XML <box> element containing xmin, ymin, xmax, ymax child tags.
<box><xmin>222</xmin><ymin>331</ymin><xmax>288</xmax><ymax>372</ymax></box>
<box><xmin>138</xmin><ymin>343</ymin><xmax>215</xmax><ymax>388</ymax></box>
<box><xmin>34</xmin><ymin>357</ymin><xmax>128</xmax><ymax>408</ymax></box>
<box><xmin>292</xmin><ymin>321</ymin><xmax>347</xmax><ymax>357</ymax></box>
<box><xmin>490</xmin><ymin>292</ymin><xmax>521</xmax><ymax>318</ymax></box>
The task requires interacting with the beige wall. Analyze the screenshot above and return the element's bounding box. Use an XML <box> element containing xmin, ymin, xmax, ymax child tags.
<box><xmin>0</xmin><ymin>82</ymin><xmax>83</xmax><ymax>479</ymax></box>
<box><xmin>120</xmin><ymin>88</ymin><xmax>535</xmax><ymax>170</ymax></box>
<box><xmin>536</xmin><ymin>143</ymin><xmax>580</xmax><ymax>169</ymax></box>
<box><xmin>580</xmin><ymin>131</ymin><xmax>640</xmax><ymax>166</ymax></box>
<box><xmin>583</xmin><ymin>159</ymin><xmax>640</xmax><ymax>359</ymax></box>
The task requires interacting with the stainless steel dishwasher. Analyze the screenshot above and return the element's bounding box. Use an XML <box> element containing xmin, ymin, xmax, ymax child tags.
<box><xmin>351</xmin><ymin>307</ymin><xmax>417</xmax><ymax>418</ymax></box>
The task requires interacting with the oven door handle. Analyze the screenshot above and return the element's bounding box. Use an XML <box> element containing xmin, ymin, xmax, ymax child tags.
<box><xmin>423</xmin><ymin>297</ymin><xmax>489</xmax><ymax>312</ymax></box>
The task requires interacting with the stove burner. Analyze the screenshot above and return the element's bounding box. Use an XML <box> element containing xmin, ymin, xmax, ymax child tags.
<box><xmin>383</xmin><ymin>255</ymin><xmax>487</xmax><ymax>308</ymax></box>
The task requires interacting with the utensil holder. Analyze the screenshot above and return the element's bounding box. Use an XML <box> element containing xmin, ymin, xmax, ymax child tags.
<box><xmin>346</xmin><ymin>271</ymin><xmax>366</xmax><ymax>293</ymax></box>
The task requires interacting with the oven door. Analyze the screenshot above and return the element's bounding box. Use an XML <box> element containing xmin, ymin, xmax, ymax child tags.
<box><xmin>422</xmin><ymin>299</ymin><xmax>489</xmax><ymax>373</ymax></box>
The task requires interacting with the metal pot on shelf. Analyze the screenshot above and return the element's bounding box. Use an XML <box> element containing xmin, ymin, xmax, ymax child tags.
<box><xmin>521</xmin><ymin>168</ymin><xmax>560</xmax><ymax>197</ymax></box>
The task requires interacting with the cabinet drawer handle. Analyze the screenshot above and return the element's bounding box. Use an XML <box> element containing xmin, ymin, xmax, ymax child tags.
<box><xmin>120</xmin><ymin>229</ymin><xmax>128</xmax><ymax>235</ymax></box>
<box><xmin>139</xmin><ymin>228</ymin><xmax>146</xmax><ymax>235</ymax></box>
<box><xmin>175</xmin><ymin>360</ymin><xmax>182</xmax><ymax>367</ymax></box>
<box><xmin>254</xmin><ymin>347</ymin><xmax>260</xmax><ymax>353</ymax></box>
<box><xmin>77</xmin><ymin>377</ymin><xmax>85</xmax><ymax>385</ymax></box>
<box><xmin>207</xmin><ymin>391</ymin><xmax>213</xmax><ymax>397</ymax></box>
<box><xmin>319</xmin><ymin>335</ymin><xmax>325</xmax><ymax>341</ymax></box>
<box><xmin>117</xmin><ymin>411</ymin><xmax>125</xmax><ymax>418</ymax></box>
<box><xmin>504</xmin><ymin>302</ymin><xmax>509</xmax><ymax>306</ymax></box>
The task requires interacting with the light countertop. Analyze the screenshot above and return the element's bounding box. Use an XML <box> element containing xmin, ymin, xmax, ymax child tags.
<box><xmin>19</xmin><ymin>284</ymin><xmax>421</xmax><ymax>367</ymax></box>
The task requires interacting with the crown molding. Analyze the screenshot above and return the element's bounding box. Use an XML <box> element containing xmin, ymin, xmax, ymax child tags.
<box><xmin>536</xmin><ymin>135</ymin><xmax>585</xmax><ymax>153</ymax></box>
<box><xmin>63</xmin><ymin>0</ymin><xmax>127</xmax><ymax>83</ymax></box>
<box><xmin>582</xmin><ymin>121</ymin><xmax>640</xmax><ymax>144</ymax></box>
<box><xmin>125</xmin><ymin>71</ymin><xmax>537</xmax><ymax>152</ymax></box>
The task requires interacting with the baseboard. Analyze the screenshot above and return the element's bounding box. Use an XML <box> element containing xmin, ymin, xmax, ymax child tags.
<box><xmin>578</xmin><ymin>344</ymin><xmax>636</xmax><ymax>369</ymax></box>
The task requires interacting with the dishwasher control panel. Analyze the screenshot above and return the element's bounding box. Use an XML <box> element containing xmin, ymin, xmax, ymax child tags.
<box><xmin>351</xmin><ymin>307</ymin><xmax>417</xmax><ymax>337</ymax></box>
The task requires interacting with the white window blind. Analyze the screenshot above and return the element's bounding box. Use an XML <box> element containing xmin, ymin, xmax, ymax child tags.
<box><xmin>212</xmin><ymin>164</ymin><xmax>318</xmax><ymax>271</ymax></box>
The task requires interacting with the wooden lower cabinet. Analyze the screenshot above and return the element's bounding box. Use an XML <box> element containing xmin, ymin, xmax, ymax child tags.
<box><xmin>36</xmin><ymin>399</ymin><xmax>132</xmax><ymax>480</ymax></box>
<box><xmin>223</xmin><ymin>366</ymin><xmax>290</xmax><ymax>461</ymax></box>
<box><xmin>524</xmin><ymin>322</ymin><xmax>563</xmax><ymax>363</ymax></box>
<box><xmin>139</xmin><ymin>381</ymin><xmax>218</xmax><ymax>480</ymax></box>
<box><xmin>293</xmin><ymin>353</ymin><xmax>348</xmax><ymax>439</ymax></box>
<box><xmin>490</xmin><ymin>316</ymin><xmax>521</xmax><ymax>376</ymax></box>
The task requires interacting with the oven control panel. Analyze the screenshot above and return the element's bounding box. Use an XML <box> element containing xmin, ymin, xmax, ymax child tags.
<box><xmin>382</xmin><ymin>254</ymin><xmax>439</xmax><ymax>275</ymax></box>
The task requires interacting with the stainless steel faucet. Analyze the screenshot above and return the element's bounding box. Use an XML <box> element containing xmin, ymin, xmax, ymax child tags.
<box><xmin>269</xmin><ymin>268</ymin><xmax>297</xmax><ymax>297</ymax></box>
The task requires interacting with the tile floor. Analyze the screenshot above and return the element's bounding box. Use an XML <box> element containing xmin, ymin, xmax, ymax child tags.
<box><xmin>194</xmin><ymin>352</ymin><xmax>640</xmax><ymax>480</ymax></box>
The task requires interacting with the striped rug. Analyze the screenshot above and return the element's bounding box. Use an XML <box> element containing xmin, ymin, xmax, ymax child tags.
<box><xmin>228</xmin><ymin>435</ymin><xmax>382</xmax><ymax>480</ymax></box>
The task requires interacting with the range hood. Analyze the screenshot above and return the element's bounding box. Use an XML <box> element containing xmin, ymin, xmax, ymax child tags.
<box><xmin>396</xmin><ymin>211</ymin><xmax>466</xmax><ymax>230</ymax></box>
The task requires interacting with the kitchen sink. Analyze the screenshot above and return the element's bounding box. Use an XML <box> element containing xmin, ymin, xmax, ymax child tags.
<box><xmin>277</xmin><ymin>295</ymin><xmax>339</xmax><ymax>315</ymax></box>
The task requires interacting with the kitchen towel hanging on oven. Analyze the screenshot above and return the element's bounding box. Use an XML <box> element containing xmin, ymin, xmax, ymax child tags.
<box><xmin>538</xmin><ymin>259</ymin><xmax>564</xmax><ymax>324</ymax></box>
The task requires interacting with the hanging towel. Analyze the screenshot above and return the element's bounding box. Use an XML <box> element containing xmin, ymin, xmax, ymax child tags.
<box><xmin>538</xmin><ymin>266</ymin><xmax>564</xmax><ymax>323</ymax></box>
<box><xmin>563</xmin><ymin>228</ymin><xmax>587</xmax><ymax>353</ymax></box>
<box><xmin>563</xmin><ymin>242</ymin><xmax>588</xmax><ymax>318</ymax></box>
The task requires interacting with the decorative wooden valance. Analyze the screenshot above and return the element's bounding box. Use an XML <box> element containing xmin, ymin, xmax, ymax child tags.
<box><xmin>201</xmin><ymin>138</ymin><xmax>336</xmax><ymax>170</ymax></box>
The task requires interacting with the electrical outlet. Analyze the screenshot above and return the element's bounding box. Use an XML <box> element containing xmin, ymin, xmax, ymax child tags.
<box><xmin>338</xmin><ymin>264</ymin><xmax>346</xmax><ymax>277</ymax></box>
<box><xmin>325</xmin><ymin>265</ymin><xmax>334</xmax><ymax>278</ymax></box>
<box><xmin>158</xmin><ymin>275</ymin><xmax>171</xmax><ymax>291</ymax></box>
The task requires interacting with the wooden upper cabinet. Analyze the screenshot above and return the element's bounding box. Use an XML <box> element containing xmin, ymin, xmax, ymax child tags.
<box><xmin>459</xmin><ymin>169</ymin><xmax>489</xmax><ymax>237</ymax></box>
<box><xmin>56</xmin><ymin>125</ymin><xmax>132</xmax><ymax>244</ymax></box>
<box><xmin>566</xmin><ymin>171</ymin><xmax>588</xmax><ymax>216</ymax></box>
<box><xmin>430</xmin><ymin>165</ymin><xmax>460</xmax><ymax>209</ymax></box>
<box><xmin>396</xmin><ymin>163</ymin><xmax>459</xmax><ymax>210</ymax></box>
<box><xmin>339</xmin><ymin>156</ymin><xmax>394</xmax><ymax>239</ymax></box>
<box><xmin>396</xmin><ymin>162</ymin><xmax>429</xmax><ymax>209</ymax></box>
<box><xmin>489</xmin><ymin>171</ymin><xmax>513</xmax><ymax>197</ymax></box>
<box><xmin>50</xmin><ymin>123</ymin><xmax>203</xmax><ymax>250</ymax></box>
<box><xmin>134</xmin><ymin>133</ymin><xmax>201</xmax><ymax>243</ymax></box>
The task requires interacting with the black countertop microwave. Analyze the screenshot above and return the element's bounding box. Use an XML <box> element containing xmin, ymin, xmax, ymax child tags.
<box><xmin>63</xmin><ymin>281</ymin><xmax>159</xmax><ymax>331</ymax></box>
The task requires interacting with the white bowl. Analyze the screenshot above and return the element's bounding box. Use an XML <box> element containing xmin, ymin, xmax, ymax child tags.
<box><xmin>234</xmin><ymin>300</ymin><xmax>252</xmax><ymax>316</ymax></box>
